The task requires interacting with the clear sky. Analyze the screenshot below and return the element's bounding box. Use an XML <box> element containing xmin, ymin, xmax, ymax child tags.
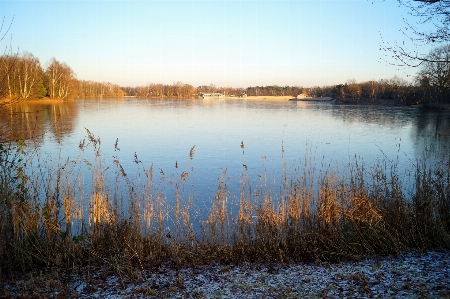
<box><xmin>1</xmin><ymin>0</ymin><xmax>429</xmax><ymax>88</ymax></box>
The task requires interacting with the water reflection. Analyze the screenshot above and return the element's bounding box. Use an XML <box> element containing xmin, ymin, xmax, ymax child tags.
<box><xmin>412</xmin><ymin>109</ymin><xmax>450</xmax><ymax>158</ymax></box>
<box><xmin>2</xmin><ymin>98</ymin><xmax>449</xmax><ymax>230</ymax></box>
<box><xmin>329</xmin><ymin>105</ymin><xmax>450</xmax><ymax>158</ymax></box>
<box><xmin>0</xmin><ymin>100</ymin><xmax>78</xmax><ymax>143</ymax></box>
<box><xmin>328</xmin><ymin>105</ymin><xmax>411</xmax><ymax>128</ymax></box>
<box><xmin>1</xmin><ymin>99</ymin><xmax>448</xmax><ymax>164</ymax></box>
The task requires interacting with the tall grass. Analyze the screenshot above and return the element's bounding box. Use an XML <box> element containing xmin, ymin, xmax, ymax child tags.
<box><xmin>1</xmin><ymin>130</ymin><xmax>449</xmax><ymax>277</ymax></box>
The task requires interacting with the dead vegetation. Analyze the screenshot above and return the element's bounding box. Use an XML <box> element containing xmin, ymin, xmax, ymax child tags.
<box><xmin>0</xmin><ymin>129</ymin><xmax>449</xmax><ymax>281</ymax></box>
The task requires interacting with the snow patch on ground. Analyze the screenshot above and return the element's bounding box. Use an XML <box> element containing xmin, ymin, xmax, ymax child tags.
<box><xmin>2</xmin><ymin>251</ymin><xmax>450</xmax><ymax>298</ymax></box>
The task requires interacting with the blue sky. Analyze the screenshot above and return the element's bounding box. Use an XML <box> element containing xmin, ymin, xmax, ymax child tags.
<box><xmin>1</xmin><ymin>0</ymin><xmax>430</xmax><ymax>88</ymax></box>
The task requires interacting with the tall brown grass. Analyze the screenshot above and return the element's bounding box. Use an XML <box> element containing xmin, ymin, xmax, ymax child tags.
<box><xmin>0</xmin><ymin>131</ymin><xmax>449</xmax><ymax>277</ymax></box>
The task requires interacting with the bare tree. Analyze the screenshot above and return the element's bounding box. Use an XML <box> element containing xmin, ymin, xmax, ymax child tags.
<box><xmin>174</xmin><ymin>81</ymin><xmax>183</xmax><ymax>97</ymax></box>
<box><xmin>0</xmin><ymin>16</ymin><xmax>18</xmax><ymax>103</ymax></box>
<box><xmin>16</xmin><ymin>52</ymin><xmax>44</xmax><ymax>99</ymax></box>
<box><xmin>380</xmin><ymin>0</ymin><xmax>450</xmax><ymax>66</ymax></box>
<box><xmin>0</xmin><ymin>55</ymin><xmax>16</xmax><ymax>99</ymax></box>
<box><xmin>415</xmin><ymin>44</ymin><xmax>450</xmax><ymax>103</ymax></box>
<box><xmin>347</xmin><ymin>79</ymin><xmax>361</xmax><ymax>101</ymax></box>
<box><xmin>44</xmin><ymin>58</ymin><xmax>77</xmax><ymax>100</ymax></box>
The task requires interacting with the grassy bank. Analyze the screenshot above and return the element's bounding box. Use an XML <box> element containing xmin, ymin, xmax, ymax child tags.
<box><xmin>1</xmin><ymin>131</ymin><xmax>449</xmax><ymax>278</ymax></box>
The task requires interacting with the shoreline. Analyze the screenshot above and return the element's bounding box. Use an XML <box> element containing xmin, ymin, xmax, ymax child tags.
<box><xmin>0</xmin><ymin>97</ymin><xmax>73</xmax><ymax>105</ymax></box>
<box><xmin>3</xmin><ymin>96</ymin><xmax>450</xmax><ymax>110</ymax></box>
<box><xmin>3</xmin><ymin>250</ymin><xmax>449</xmax><ymax>298</ymax></box>
<box><xmin>226</xmin><ymin>95</ymin><xmax>293</xmax><ymax>101</ymax></box>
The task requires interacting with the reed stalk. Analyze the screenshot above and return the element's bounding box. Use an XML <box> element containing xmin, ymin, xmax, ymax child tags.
<box><xmin>1</xmin><ymin>132</ymin><xmax>449</xmax><ymax>277</ymax></box>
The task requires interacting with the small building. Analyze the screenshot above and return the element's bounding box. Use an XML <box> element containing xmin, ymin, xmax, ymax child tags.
<box><xmin>200</xmin><ymin>93</ymin><xmax>225</xmax><ymax>99</ymax></box>
<box><xmin>296</xmin><ymin>93</ymin><xmax>310</xmax><ymax>99</ymax></box>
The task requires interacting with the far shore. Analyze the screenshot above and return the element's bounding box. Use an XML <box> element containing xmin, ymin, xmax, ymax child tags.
<box><xmin>0</xmin><ymin>97</ymin><xmax>72</xmax><ymax>105</ymax></box>
<box><xmin>224</xmin><ymin>95</ymin><xmax>293</xmax><ymax>101</ymax></box>
<box><xmin>2</xmin><ymin>96</ymin><xmax>449</xmax><ymax>109</ymax></box>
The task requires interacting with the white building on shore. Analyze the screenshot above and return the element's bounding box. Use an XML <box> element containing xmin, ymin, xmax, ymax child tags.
<box><xmin>200</xmin><ymin>93</ymin><xmax>225</xmax><ymax>99</ymax></box>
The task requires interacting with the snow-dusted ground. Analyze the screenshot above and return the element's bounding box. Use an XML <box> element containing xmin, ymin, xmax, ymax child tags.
<box><xmin>3</xmin><ymin>251</ymin><xmax>450</xmax><ymax>298</ymax></box>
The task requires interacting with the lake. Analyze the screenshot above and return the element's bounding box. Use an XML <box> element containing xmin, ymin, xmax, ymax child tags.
<box><xmin>1</xmin><ymin>98</ymin><xmax>449</xmax><ymax>227</ymax></box>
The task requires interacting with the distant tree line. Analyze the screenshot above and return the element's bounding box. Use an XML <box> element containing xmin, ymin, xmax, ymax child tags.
<box><xmin>242</xmin><ymin>78</ymin><xmax>419</xmax><ymax>104</ymax></box>
<box><xmin>2</xmin><ymin>45</ymin><xmax>450</xmax><ymax>107</ymax></box>
<box><xmin>330</xmin><ymin>77</ymin><xmax>411</xmax><ymax>102</ymax></box>
<box><xmin>76</xmin><ymin>80</ymin><xmax>124</xmax><ymax>98</ymax></box>
<box><xmin>128</xmin><ymin>81</ymin><xmax>197</xmax><ymax>98</ymax></box>
<box><xmin>126</xmin><ymin>43</ymin><xmax>450</xmax><ymax>107</ymax></box>
<box><xmin>244</xmin><ymin>86</ymin><xmax>303</xmax><ymax>97</ymax></box>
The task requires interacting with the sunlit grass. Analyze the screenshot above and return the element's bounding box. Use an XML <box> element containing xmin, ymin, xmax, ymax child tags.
<box><xmin>0</xmin><ymin>129</ymin><xmax>449</xmax><ymax>277</ymax></box>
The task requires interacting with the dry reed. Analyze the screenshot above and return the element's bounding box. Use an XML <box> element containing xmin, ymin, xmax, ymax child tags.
<box><xmin>1</xmin><ymin>131</ymin><xmax>449</xmax><ymax>278</ymax></box>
